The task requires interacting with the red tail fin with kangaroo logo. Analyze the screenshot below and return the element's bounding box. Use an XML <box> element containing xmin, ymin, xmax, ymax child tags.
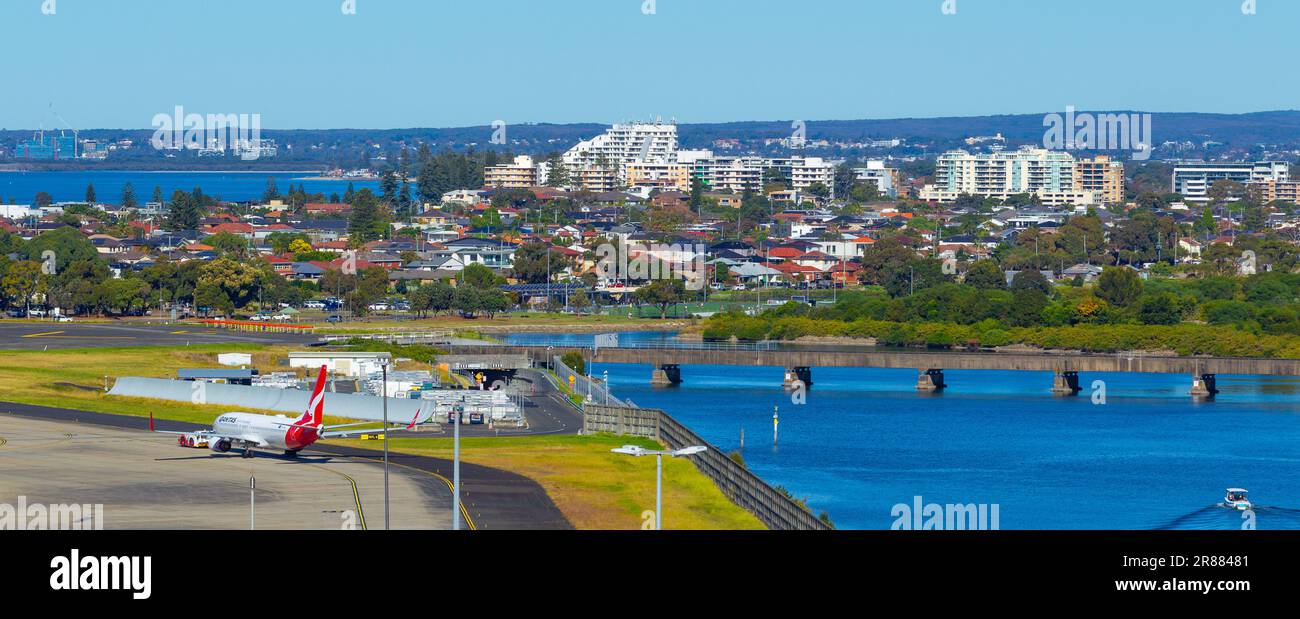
<box><xmin>299</xmin><ymin>365</ymin><xmax>327</xmax><ymax>427</ymax></box>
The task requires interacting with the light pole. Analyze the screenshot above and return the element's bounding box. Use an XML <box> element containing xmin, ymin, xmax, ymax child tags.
<box><xmin>453</xmin><ymin>403</ymin><xmax>462</xmax><ymax>531</ymax></box>
<box><xmin>603</xmin><ymin>370</ymin><xmax>609</xmax><ymax>406</ymax></box>
<box><xmin>381</xmin><ymin>360</ymin><xmax>390</xmax><ymax>530</ymax></box>
<box><xmin>611</xmin><ymin>445</ymin><xmax>707</xmax><ymax>530</ymax></box>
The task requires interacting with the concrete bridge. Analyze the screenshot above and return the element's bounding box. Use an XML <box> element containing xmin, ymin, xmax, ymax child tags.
<box><xmin>445</xmin><ymin>343</ymin><xmax>1300</xmax><ymax>398</ymax></box>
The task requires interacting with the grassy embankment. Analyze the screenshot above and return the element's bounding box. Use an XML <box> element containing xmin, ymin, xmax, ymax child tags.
<box><xmin>0</xmin><ymin>345</ymin><xmax>762</xmax><ymax>530</ymax></box>
<box><xmin>697</xmin><ymin>314</ymin><xmax>1300</xmax><ymax>358</ymax></box>
<box><xmin>333</xmin><ymin>434</ymin><xmax>763</xmax><ymax>530</ymax></box>
<box><xmin>303</xmin><ymin>312</ymin><xmax>692</xmax><ymax>334</ymax></box>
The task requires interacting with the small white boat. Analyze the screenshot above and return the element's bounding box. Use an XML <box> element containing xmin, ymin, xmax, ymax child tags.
<box><xmin>1224</xmin><ymin>488</ymin><xmax>1252</xmax><ymax>511</ymax></box>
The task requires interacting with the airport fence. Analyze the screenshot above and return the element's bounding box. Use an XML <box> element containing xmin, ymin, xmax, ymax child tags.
<box><xmin>552</xmin><ymin>356</ymin><xmax>625</xmax><ymax>407</ymax></box>
<box><xmin>583</xmin><ymin>404</ymin><xmax>831</xmax><ymax>531</ymax></box>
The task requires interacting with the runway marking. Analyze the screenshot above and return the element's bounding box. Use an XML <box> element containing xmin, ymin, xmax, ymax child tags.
<box><xmin>19</xmin><ymin>335</ymin><xmax>136</xmax><ymax>340</ymax></box>
<box><xmin>308</xmin><ymin>464</ymin><xmax>368</xmax><ymax>531</ymax></box>
<box><xmin>340</xmin><ymin>455</ymin><xmax>477</xmax><ymax>530</ymax></box>
<box><xmin>0</xmin><ymin>432</ymin><xmax>74</xmax><ymax>452</ymax></box>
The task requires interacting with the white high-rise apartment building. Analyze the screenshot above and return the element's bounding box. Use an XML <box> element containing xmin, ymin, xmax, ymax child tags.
<box><xmin>685</xmin><ymin>155</ymin><xmax>836</xmax><ymax>196</ymax></box>
<box><xmin>920</xmin><ymin>147</ymin><xmax>1080</xmax><ymax>203</ymax></box>
<box><xmin>483</xmin><ymin>155</ymin><xmax>540</xmax><ymax>188</ymax></box>
<box><xmin>563</xmin><ymin>121</ymin><xmax>679</xmax><ymax>168</ymax></box>
<box><xmin>1171</xmin><ymin>161</ymin><xmax>1290</xmax><ymax>203</ymax></box>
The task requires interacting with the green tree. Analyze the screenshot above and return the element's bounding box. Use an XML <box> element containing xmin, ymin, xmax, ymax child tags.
<box><xmin>167</xmin><ymin>189</ymin><xmax>201</xmax><ymax>231</ymax></box>
<box><xmin>1</xmin><ymin>260</ymin><xmax>42</xmax><ymax>313</ymax></box>
<box><xmin>121</xmin><ymin>182</ymin><xmax>137</xmax><ymax>209</ymax></box>
<box><xmin>634</xmin><ymin>279</ymin><xmax>685</xmax><ymax>318</ymax></box>
<box><xmin>21</xmin><ymin>226</ymin><xmax>100</xmax><ymax>273</ymax></box>
<box><xmin>1138</xmin><ymin>292</ymin><xmax>1183</xmax><ymax>325</ymax></box>
<box><xmin>262</xmin><ymin>177</ymin><xmax>280</xmax><ymax>204</ymax></box>
<box><xmin>1010</xmin><ymin>269</ymin><xmax>1053</xmax><ymax>296</ymax></box>
<box><xmin>561</xmin><ymin>351</ymin><xmax>587</xmax><ymax>376</ymax></box>
<box><xmin>203</xmin><ymin>232</ymin><xmax>249</xmax><ymax>259</ymax></box>
<box><xmin>511</xmin><ymin>242</ymin><xmax>554</xmax><ymax>284</ymax></box>
<box><xmin>458</xmin><ymin>263</ymin><xmax>500</xmax><ymax>289</ymax></box>
<box><xmin>964</xmin><ymin>259</ymin><xmax>1006</xmax><ymax>290</ymax></box>
<box><xmin>1096</xmin><ymin>266</ymin><xmax>1143</xmax><ymax>307</ymax></box>
<box><xmin>347</xmin><ymin>189</ymin><xmax>382</xmax><ymax>246</ymax></box>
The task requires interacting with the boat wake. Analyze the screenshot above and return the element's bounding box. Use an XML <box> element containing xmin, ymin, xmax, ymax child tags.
<box><xmin>1154</xmin><ymin>505</ymin><xmax>1300</xmax><ymax>530</ymax></box>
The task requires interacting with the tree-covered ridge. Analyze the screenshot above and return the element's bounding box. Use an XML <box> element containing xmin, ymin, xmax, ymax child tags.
<box><xmin>700</xmin><ymin>268</ymin><xmax>1300</xmax><ymax>359</ymax></box>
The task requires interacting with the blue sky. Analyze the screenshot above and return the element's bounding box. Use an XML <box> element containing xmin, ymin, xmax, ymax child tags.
<box><xmin>1</xmin><ymin>0</ymin><xmax>1292</xmax><ymax>129</ymax></box>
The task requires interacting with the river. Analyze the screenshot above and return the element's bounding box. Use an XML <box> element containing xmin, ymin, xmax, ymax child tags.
<box><xmin>504</xmin><ymin>331</ymin><xmax>1300</xmax><ymax>530</ymax></box>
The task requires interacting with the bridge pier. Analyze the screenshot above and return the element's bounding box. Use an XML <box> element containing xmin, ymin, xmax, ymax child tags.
<box><xmin>1191</xmin><ymin>374</ymin><xmax>1219</xmax><ymax>398</ymax></box>
<box><xmin>783</xmin><ymin>367</ymin><xmax>813</xmax><ymax>390</ymax></box>
<box><xmin>916</xmin><ymin>369</ymin><xmax>946</xmax><ymax>392</ymax></box>
<box><xmin>651</xmin><ymin>364</ymin><xmax>682</xmax><ymax>387</ymax></box>
<box><xmin>1051</xmin><ymin>371</ymin><xmax>1082</xmax><ymax>396</ymax></box>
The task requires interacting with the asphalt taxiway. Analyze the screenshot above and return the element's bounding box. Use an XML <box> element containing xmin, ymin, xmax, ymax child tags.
<box><xmin>0</xmin><ymin>322</ymin><xmax>319</xmax><ymax>350</ymax></box>
<box><xmin>0</xmin><ymin>402</ymin><xmax>572</xmax><ymax>530</ymax></box>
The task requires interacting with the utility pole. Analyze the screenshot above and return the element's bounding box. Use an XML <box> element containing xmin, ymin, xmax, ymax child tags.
<box><xmin>453</xmin><ymin>403</ymin><xmax>462</xmax><ymax>530</ymax></box>
<box><xmin>249</xmin><ymin>476</ymin><xmax>256</xmax><ymax>530</ymax></box>
<box><xmin>382</xmin><ymin>361</ymin><xmax>390</xmax><ymax>530</ymax></box>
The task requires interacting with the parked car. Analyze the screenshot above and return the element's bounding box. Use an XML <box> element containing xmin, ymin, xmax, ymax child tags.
<box><xmin>326</xmin><ymin>315</ymin><xmax>343</xmax><ymax>323</ymax></box>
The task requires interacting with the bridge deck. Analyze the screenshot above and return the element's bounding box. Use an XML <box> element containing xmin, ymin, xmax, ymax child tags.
<box><xmin>447</xmin><ymin>344</ymin><xmax>1300</xmax><ymax>376</ymax></box>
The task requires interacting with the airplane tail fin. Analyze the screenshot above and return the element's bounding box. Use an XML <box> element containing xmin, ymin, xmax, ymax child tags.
<box><xmin>303</xmin><ymin>365</ymin><xmax>327</xmax><ymax>426</ymax></box>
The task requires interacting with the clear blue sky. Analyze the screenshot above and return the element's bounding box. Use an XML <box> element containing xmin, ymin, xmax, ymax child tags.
<box><xmin>1</xmin><ymin>0</ymin><xmax>1292</xmax><ymax>129</ymax></box>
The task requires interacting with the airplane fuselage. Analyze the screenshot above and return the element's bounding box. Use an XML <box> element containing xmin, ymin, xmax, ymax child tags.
<box><xmin>213</xmin><ymin>412</ymin><xmax>320</xmax><ymax>452</ymax></box>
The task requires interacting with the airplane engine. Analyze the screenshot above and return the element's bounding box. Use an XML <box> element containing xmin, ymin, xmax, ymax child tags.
<box><xmin>210</xmin><ymin>438</ymin><xmax>232</xmax><ymax>453</ymax></box>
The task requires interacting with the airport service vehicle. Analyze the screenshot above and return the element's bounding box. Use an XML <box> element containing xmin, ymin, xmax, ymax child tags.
<box><xmin>176</xmin><ymin>433</ymin><xmax>209</xmax><ymax>448</ymax></box>
<box><xmin>1224</xmin><ymin>488</ymin><xmax>1252</xmax><ymax>511</ymax></box>
<box><xmin>150</xmin><ymin>365</ymin><xmax>420</xmax><ymax>458</ymax></box>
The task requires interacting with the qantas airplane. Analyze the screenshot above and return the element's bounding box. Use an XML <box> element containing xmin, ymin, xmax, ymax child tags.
<box><xmin>150</xmin><ymin>365</ymin><xmax>421</xmax><ymax>458</ymax></box>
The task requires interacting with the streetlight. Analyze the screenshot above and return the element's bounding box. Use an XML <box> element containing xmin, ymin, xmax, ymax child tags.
<box><xmin>452</xmin><ymin>402</ymin><xmax>462</xmax><ymax>531</ymax></box>
<box><xmin>381</xmin><ymin>359</ymin><xmax>390</xmax><ymax>530</ymax></box>
<box><xmin>610</xmin><ymin>444</ymin><xmax>707</xmax><ymax>530</ymax></box>
<box><xmin>603</xmin><ymin>370</ymin><xmax>609</xmax><ymax>406</ymax></box>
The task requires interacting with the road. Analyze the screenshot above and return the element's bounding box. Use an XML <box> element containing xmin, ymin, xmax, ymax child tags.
<box><xmin>0</xmin><ymin>414</ymin><xmax>447</xmax><ymax>530</ymax></box>
<box><xmin>421</xmin><ymin>369</ymin><xmax>582</xmax><ymax>438</ymax></box>
<box><xmin>0</xmin><ymin>322</ymin><xmax>319</xmax><ymax>350</ymax></box>
<box><xmin>0</xmin><ymin>402</ymin><xmax>572</xmax><ymax>530</ymax></box>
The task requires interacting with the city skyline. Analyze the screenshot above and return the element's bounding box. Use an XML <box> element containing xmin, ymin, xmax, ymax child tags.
<box><xmin>2</xmin><ymin>0</ymin><xmax>1294</xmax><ymax>130</ymax></box>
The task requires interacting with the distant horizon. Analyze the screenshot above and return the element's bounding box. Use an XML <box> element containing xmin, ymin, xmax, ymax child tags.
<box><xmin>4</xmin><ymin>108</ymin><xmax>1300</xmax><ymax>133</ymax></box>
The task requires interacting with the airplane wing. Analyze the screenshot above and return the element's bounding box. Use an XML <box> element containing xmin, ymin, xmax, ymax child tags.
<box><xmin>320</xmin><ymin>424</ymin><xmax>435</xmax><ymax>439</ymax></box>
